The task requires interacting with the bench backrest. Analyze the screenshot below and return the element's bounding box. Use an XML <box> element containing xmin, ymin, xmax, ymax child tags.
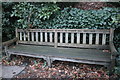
<box><xmin>16</xmin><ymin>29</ymin><xmax>114</xmax><ymax>50</ymax></box>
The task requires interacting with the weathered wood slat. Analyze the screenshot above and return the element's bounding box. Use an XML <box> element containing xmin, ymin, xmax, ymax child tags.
<box><xmin>60</xmin><ymin>33</ymin><xmax>63</xmax><ymax>43</ymax></box>
<box><xmin>54</xmin><ymin>31</ymin><xmax>57</xmax><ymax>48</ymax></box>
<box><xmin>109</xmin><ymin>28</ymin><xmax>118</xmax><ymax>55</ymax></box>
<box><xmin>109</xmin><ymin>28</ymin><xmax>117</xmax><ymax>74</ymax></box>
<box><xmin>15</xmin><ymin>28</ymin><xmax>18</xmax><ymax>45</ymax></box>
<box><xmin>9</xmin><ymin>51</ymin><xmax>47</xmax><ymax>60</ymax></box>
<box><xmin>18</xmin><ymin>29</ymin><xmax>110</xmax><ymax>34</ymax></box>
<box><xmin>20</xmin><ymin>32</ymin><xmax>22</xmax><ymax>41</ymax></box>
<box><xmin>2</xmin><ymin>37</ymin><xmax>18</xmax><ymax>46</ymax></box>
<box><xmin>57</xmin><ymin>43</ymin><xmax>109</xmax><ymax>49</ymax></box>
<box><xmin>96</xmin><ymin>33</ymin><xmax>99</xmax><ymax>45</ymax></box>
<box><xmin>83</xmin><ymin>33</ymin><xmax>86</xmax><ymax>44</ymax></box>
<box><xmin>65</xmin><ymin>33</ymin><xmax>68</xmax><ymax>43</ymax></box>
<box><xmin>71</xmin><ymin>33</ymin><xmax>74</xmax><ymax>43</ymax></box>
<box><xmin>56</xmin><ymin>29</ymin><xmax>110</xmax><ymax>33</ymax></box>
<box><xmin>36</xmin><ymin>32</ymin><xmax>38</xmax><ymax>42</ymax></box>
<box><xmin>23</xmin><ymin>33</ymin><xmax>26</xmax><ymax>41</ymax></box>
<box><xmin>50</xmin><ymin>32</ymin><xmax>53</xmax><ymax>42</ymax></box>
<box><xmin>15</xmin><ymin>28</ymin><xmax>18</xmax><ymax>38</ymax></box>
<box><xmin>45</xmin><ymin>32</ymin><xmax>48</xmax><ymax>42</ymax></box>
<box><xmin>27</xmin><ymin>32</ymin><xmax>30</xmax><ymax>41</ymax></box>
<box><xmin>40</xmin><ymin>32</ymin><xmax>43</xmax><ymax>42</ymax></box>
<box><xmin>18</xmin><ymin>41</ymin><xmax>54</xmax><ymax>46</ymax></box>
<box><xmin>102</xmin><ymin>34</ymin><xmax>106</xmax><ymax>45</ymax></box>
<box><xmin>52</xmin><ymin>57</ymin><xmax>110</xmax><ymax>66</ymax></box>
<box><xmin>89</xmin><ymin>33</ymin><xmax>93</xmax><ymax>44</ymax></box>
<box><xmin>77</xmin><ymin>33</ymin><xmax>80</xmax><ymax>44</ymax></box>
<box><xmin>109</xmin><ymin>29</ymin><xmax>114</xmax><ymax>42</ymax></box>
<box><xmin>31</xmin><ymin>32</ymin><xmax>34</xmax><ymax>41</ymax></box>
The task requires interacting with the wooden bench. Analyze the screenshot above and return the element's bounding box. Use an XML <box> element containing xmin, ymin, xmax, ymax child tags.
<box><xmin>3</xmin><ymin>28</ymin><xmax>118</xmax><ymax>69</ymax></box>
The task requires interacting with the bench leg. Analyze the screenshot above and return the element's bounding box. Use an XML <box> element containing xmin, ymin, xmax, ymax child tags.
<box><xmin>4</xmin><ymin>46</ymin><xmax>11</xmax><ymax>61</ymax></box>
<box><xmin>46</xmin><ymin>56</ymin><xmax>53</xmax><ymax>68</ymax></box>
<box><xmin>5</xmin><ymin>52</ymin><xmax>11</xmax><ymax>61</ymax></box>
<box><xmin>109</xmin><ymin>56</ymin><xmax>116</xmax><ymax>76</ymax></box>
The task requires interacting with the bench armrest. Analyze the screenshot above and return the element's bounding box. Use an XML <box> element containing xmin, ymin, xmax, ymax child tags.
<box><xmin>109</xmin><ymin>41</ymin><xmax>118</xmax><ymax>56</ymax></box>
<box><xmin>2</xmin><ymin>37</ymin><xmax>18</xmax><ymax>47</ymax></box>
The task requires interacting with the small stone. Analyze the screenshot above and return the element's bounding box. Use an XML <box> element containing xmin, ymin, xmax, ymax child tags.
<box><xmin>52</xmin><ymin>68</ymin><xmax>56</xmax><ymax>71</ymax></box>
<box><xmin>48</xmin><ymin>68</ymin><xmax>52</xmax><ymax>71</ymax></box>
<box><xmin>73</xmin><ymin>71</ymin><xmax>78</xmax><ymax>74</ymax></box>
<box><xmin>65</xmin><ymin>71</ymin><xmax>68</xmax><ymax>74</ymax></box>
<box><xmin>59</xmin><ymin>70</ymin><xmax>62</xmax><ymax>72</ymax></box>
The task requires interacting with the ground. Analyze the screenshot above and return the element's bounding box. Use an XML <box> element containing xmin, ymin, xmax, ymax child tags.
<box><xmin>2</xmin><ymin>65</ymin><xmax>25</xmax><ymax>78</ymax></box>
<box><xmin>1</xmin><ymin>55</ymin><xmax>113</xmax><ymax>79</ymax></box>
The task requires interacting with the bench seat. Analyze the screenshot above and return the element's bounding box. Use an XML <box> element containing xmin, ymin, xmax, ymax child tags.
<box><xmin>8</xmin><ymin>44</ymin><xmax>111</xmax><ymax>66</ymax></box>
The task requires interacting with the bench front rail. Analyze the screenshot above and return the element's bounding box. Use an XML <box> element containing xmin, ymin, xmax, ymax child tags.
<box><xmin>17</xmin><ymin>29</ymin><xmax>111</xmax><ymax>50</ymax></box>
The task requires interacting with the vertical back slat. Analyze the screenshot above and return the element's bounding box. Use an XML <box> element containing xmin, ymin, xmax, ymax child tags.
<box><xmin>83</xmin><ymin>33</ymin><xmax>86</xmax><ymax>44</ymax></box>
<box><xmin>27</xmin><ymin>32</ymin><xmax>30</xmax><ymax>41</ymax></box>
<box><xmin>65</xmin><ymin>33</ymin><xmax>68</xmax><ymax>43</ymax></box>
<box><xmin>15</xmin><ymin>28</ymin><xmax>18</xmax><ymax>45</ymax></box>
<box><xmin>50</xmin><ymin>32</ymin><xmax>53</xmax><ymax>42</ymax></box>
<box><xmin>71</xmin><ymin>33</ymin><xmax>74</xmax><ymax>43</ymax></box>
<box><xmin>45</xmin><ymin>32</ymin><xmax>47</xmax><ymax>42</ymax></box>
<box><xmin>17</xmin><ymin>29</ymin><xmax>110</xmax><ymax>49</ymax></box>
<box><xmin>102</xmin><ymin>34</ymin><xmax>106</xmax><ymax>45</ymax></box>
<box><xmin>60</xmin><ymin>33</ymin><xmax>63</xmax><ymax>43</ymax></box>
<box><xmin>54</xmin><ymin>30</ymin><xmax>57</xmax><ymax>48</ymax></box>
<box><xmin>15</xmin><ymin>28</ymin><xmax>18</xmax><ymax>38</ymax></box>
<box><xmin>40</xmin><ymin>32</ymin><xmax>43</xmax><ymax>42</ymax></box>
<box><xmin>20</xmin><ymin>32</ymin><xmax>22</xmax><ymax>41</ymax></box>
<box><xmin>110</xmin><ymin>28</ymin><xmax>114</xmax><ymax>42</ymax></box>
<box><xmin>77</xmin><ymin>33</ymin><xmax>80</xmax><ymax>44</ymax></box>
<box><xmin>23</xmin><ymin>33</ymin><xmax>26</xmax><ymax>41</ymax></box>
<box><xmin>89</xmin><ymin>33</ymin><xmax>93</xmax><ymax>44</ymax></box>
<box><xmin>32</xmin><ymin>32</ymin><xmax>34</xmax><ymax>41</ymax></box>
<box><xmin>36</xmin><ymin>32</ymin><xmax>38</xmax><ymax>42</ymax></box>
<box><xmin>96</xmin><ymin>33</ymin><xmax>99</xmax><ymax>45</ymax></box>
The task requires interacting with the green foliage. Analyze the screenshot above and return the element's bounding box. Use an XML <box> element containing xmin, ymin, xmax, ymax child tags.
<box><xmin>42</xmin><ymin>7</ymin><xmax>119</xmax><ymax>29</ymax></box>
<box><xmin>11</xmin><ymin>2</ymin><xmax>60</xmax><ymax>29</ymax></box>
<box><xmin>2</xmin><ymin>2</ymin><xmax>17</xmax><ymax>41</ymax></box>
<box><xmin>11</xmin><ymin>3</ymin><xmax>120</xmax><ymax>30</ymax></box>
<box><xmin>114</xmin><ymin>33</ymin><xmax>120</xmax><ymax>50</ymax></box>
<box><xmin>114</xmin><ymin>27</ymin><xmax>120</xmax><ymax>52</ymax></box>
<box><xmin>118</xmin><ymin>48</ymin><xmax>120</xmax><ymax>53</ymax></box>
<box><xmin>116</xmin><ymin>55</ymin><xmax>120</xmax><ymax>66</ymax></box>
<box><xmin>114</xmin><ymin>67</ymin><xmax>120</xmax><ymax>77</ymax></box>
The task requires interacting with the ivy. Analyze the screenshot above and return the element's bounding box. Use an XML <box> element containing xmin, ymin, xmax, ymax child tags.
<box><xmin>11</xmin><ymin>2</ymin><xmax>60</xmax><ymax>29</ymax></box>
<box><xmin>11</xmin><ymin>3</ymin><xmax>119</xmax><ymax>30</ymax></box>
<box><xmin>41</xmin><ymin>7</ymin><xmax>120</xmax><ymax>29</ymax></box>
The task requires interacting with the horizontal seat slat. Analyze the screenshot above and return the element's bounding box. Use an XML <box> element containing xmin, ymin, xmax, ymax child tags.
<box><xmin>18</xmin><ymin>41</ymin><xmax>54</xmax><ymax>46</ymax></box>
<box><xmin>57</xmin><ymin>43</ymin><xmax>109</xmax><ymax>49</ymax></box>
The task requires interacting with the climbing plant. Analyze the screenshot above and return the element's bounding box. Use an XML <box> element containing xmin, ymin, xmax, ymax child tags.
<box><xmin>11</xmin><ymin>2</ymin><xmax>60</xmax><ymax>29</ymax></box>
<box><xmin>42</xmin><ymin>7</ymin><xmax>120</xmax><ymax>29</ymax></box>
